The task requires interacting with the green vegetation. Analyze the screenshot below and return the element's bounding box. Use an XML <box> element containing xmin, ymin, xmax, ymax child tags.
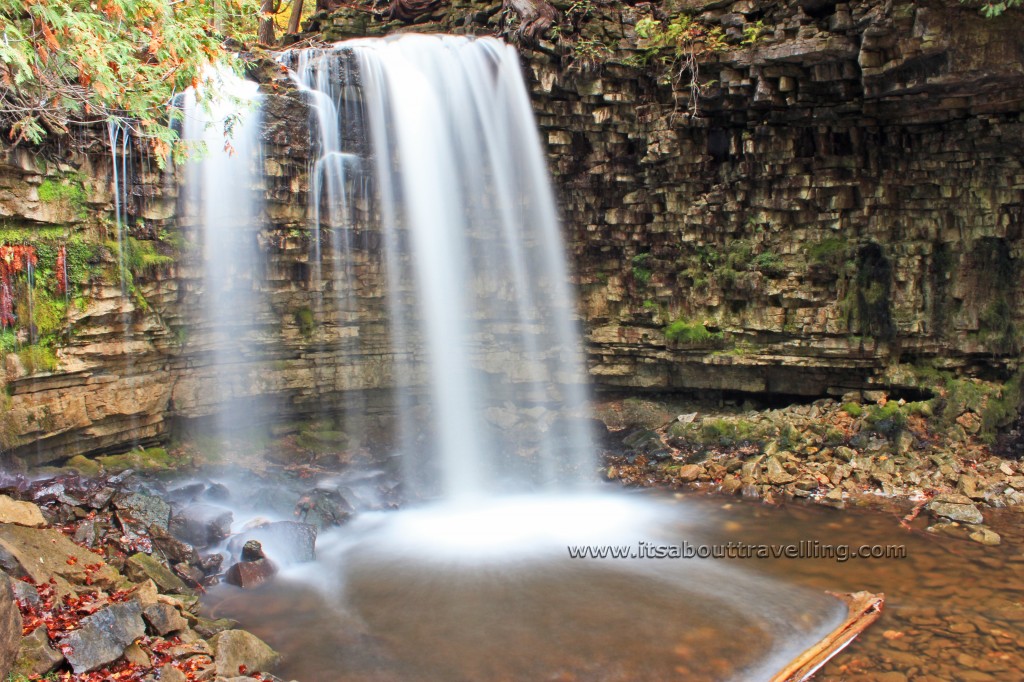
<box><xmin>841</xmin><ymin>402</ymin><xmax>863</xmax><ymax>418</ymax></box>
<box><xmin>38</xmin><ymin>174</ymin><xmax>88</xmax><ymax>217</ymax></box>
<box><xmin>17</xmin><ymin>344</ymin><xmax>58</xmax><ymax>373</ymax></box>
<box><xmin>294</xmin><ymin>306</ymin><xmax>316</xmax><ymax>338</ymax></box>
<box><xmin>0</xmin><ymin>0</ymin><xmax>258</xmax><ymax>160</ymax></box>
<box><xmin>962</xmin><ymin>0</ymin><xmax>1021</xmax><ymax>17</ymax></box>
<box><xmin>664</xmin><ymin>318</ymin><xmax>722</xmax><ymax>344</ymax></box>
<box><xmin>631</xmin><ymin>253</ymin><xmax>652</xmax><ymax>285</ymax></box>
<box><xmin>806</xmin><ymin>237</ymin><xmax>849</xmax><ymax>267</ymax></box>
<box><xmin>751</xmin><ymin>251</ymin><xmax>784</xmax><ymax>276</ymax></box>
<box><xmin>864</xmin><ymin>402</ymin><xmax>908</xmax><ymax>436</ymax></box>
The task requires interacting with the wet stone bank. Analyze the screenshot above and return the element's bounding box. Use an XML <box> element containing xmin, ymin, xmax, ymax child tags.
<box><xmin>0</xmin><ymin>452</ymin><xmax>400</xmax><ymax>682</ymax></box>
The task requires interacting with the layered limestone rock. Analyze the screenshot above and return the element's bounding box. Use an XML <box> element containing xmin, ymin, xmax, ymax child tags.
<box><xmin>1</xmin><ymin>0</ymin><xmax>1022</xmax><ymax>463</ymax></box>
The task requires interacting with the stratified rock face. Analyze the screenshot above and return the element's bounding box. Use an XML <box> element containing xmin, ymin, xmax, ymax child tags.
<box><xmin>1</xmin><ymin>0</ymin><xmax>1023</xmax><ymax>464</ymax></box>
<box><xmin>0</xmin><ymin>570</ymin><xmax>22</xmax><ymax>679</ymax></box>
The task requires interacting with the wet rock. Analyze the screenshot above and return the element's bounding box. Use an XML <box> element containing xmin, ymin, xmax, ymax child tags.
<box><xmin>226</xmin><ymin>521</ymin><xmax>318</xmax><ymax>564</ymax></box>
<box><xmin>199</xmin><ymin>553</ymin><xmax>224</xmax><ymax>576</ymax></box>
<box><xmin>623</xmin><ymin>428</ymin><xmax>662</xmax><ymax>453</ymax></box>
<box><xmin>125</xmin><ymin>553</ymin><xmax>190</xmax><ymax>595</ymax></box>
<box><xmin>158</xmin><ymin>665</ymin><xmax>188</xmax><ymax>682</ymax></box>
<box><xmin>209</xmin><ymin>630</ymin><xmax>281</xmax><ymax>677</ymax></box>
<box><xmin>720</xmin><ymin>477</ymin><xmax>743</xmax><ymax>495</ymax></box>
<box><xmin>169</xmin><ymin>504</ymin><xmax>233</xmax><ymax>548</ymax></box>
<box><xmin>60</xmin><ymin>600</ymin><xmax>146</xmax><ymax>673</ymax></box>
<box><xmin>123</xmin><ymin>641</ymin><xmax>151</xmax><ymax>667</ymax></box>
<box><xmin>0</xmin><ymin>524</ymin><xmax>120</xmax><ymax>588</ymax></box>
<box><xmin>295</xmin><ymin>489</ymin><xmax>354</xmax><ymax>528</ymax></box>
<box><xmin>0</xmin><ymin>495</ymin><xmax>46</xmax><ymax>527</ymax></box>
<box><xmin>113</xmin><ymin>492</ymin><xmax>171</xmax><ymax>531</ymax></box>
<box><xmin>927</xmin><ymin>494</ymin><xmax>984</xmax><ymax>525</ymax></box>
<box><xmin>143</xmin><ymin>603</ymin><xmax>188</xmax><ymax>636</ymax></box>
<box><xmin>194</xmin><ymin>617</ymin><xmax>240</xmax><ymax>639</ymax></box>
<box><xmin>225</xmin><ymin>541</ymin><xmax>277</xmax><ymax>589</ymax></box>
<box><xmin>968</xmin><ymin>527</ymin><xmax>1001</xmax><ymax>546</ymax></box>
<box><xmin>766</xmin><ymin>457</ymin><xmax>796</xmax><ymax>485</ymax></box>
<box><xmin>12</xmin><ymin>625</ymin><xmax>63</xmax><ymax>678</ymax></box>
<box><xmin>834</xmin><ymin>446</ymin><xmax>857</xmax><ymax>462</ymax></box>
<box><xmin>677</xmin><ymin>464</ymin><xmax>702</xmax><ymax>482</ymax></box>
<box><xmin>150</xmin><ymin>524</ymin><xmax>199</xmax><ymax>566</ymax></box>
<box><xmin>1</xmin><ymin>570</ymin><xmax>21</xmax><ymax>678</ymax></box>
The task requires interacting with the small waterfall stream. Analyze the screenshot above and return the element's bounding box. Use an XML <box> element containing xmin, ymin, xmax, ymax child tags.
<box><xmin>181</xmin><ymin>68</ymin><xmax>266</xmax><ymax>445</ymax></box>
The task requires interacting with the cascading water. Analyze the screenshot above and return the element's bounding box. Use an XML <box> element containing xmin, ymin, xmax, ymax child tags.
<box><xmin>181</xmin><ymin>68</ymin><xmax>266</xmax><ymax>446</ymax></box>
<box><xmin>194</xmin><ymin>35</ymin><xmax>848</xmax><ymax>681</ymax></box>
<box><xmin>286</xmin><ymin>35</ymin><xmax>595</xmax><ymax>499</ymax></box>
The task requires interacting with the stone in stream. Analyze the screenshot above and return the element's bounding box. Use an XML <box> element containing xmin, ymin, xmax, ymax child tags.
<box><xmin>926</xmin><ymin>494</ymin><xmax>984</xmax><ymax>525</ymax></box>
<box><xmin>12</xmin><ymin>626</ymin><xmax>64</xmax><ymax>678</ymax></box>
<box><xmin>225</xmin><ymin>541</ymin><xmax>277</xmax><ymax>589</ymax></box>
<box><xmin>226</xmin><ymin>520</ymin><xmax>318</xmax><ymax>564</ymax></box>
<box><xmin>1</xmin><ymin>570</ymin><xmax>22</xmax><ymax>679</ymax></box>
<box><xmin>209</xmin><ymin>629</ymin><xmax>281</xmax><ymax>677</ymax></box>
<box><xmin>60</xmin><ymin>600</ymin><xmax>146</xmax><ymax>673</ymax></box>
<box><xmin>0</xmin><ymin>495</ymin><xmax>47</xmax><ymax>527</ymax></box>
<box><xmin>968</xmin><ymin>527</ymin><xmax>1001</xmax><ymax>546</ymax></box>
<box><xmin>169</xmin><ymin>504</ymin><xmax>233</xmax><ymax>548</ymax></box>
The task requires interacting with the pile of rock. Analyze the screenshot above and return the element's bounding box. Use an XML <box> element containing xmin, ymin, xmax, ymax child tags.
<box><xmin>604</xmin><ymin>396</ymin><xmax>1022</xmax><ymax>546</ymax></box>
<box><xmin>0</xmin><ymin>473</ymin><xmax>312</xmax><ymax>680</ymax></box>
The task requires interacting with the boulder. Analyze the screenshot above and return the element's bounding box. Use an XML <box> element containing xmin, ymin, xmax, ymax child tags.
<box><xmin>169</xmin><ymin>504</ymin><xmax>233</xmax><ymax>548</ymax></box>
<box><xmin>143</xmin><ymin>602</ymin><xmax>188</xmax><ymax>636</ymax></box>
<box><xmin>0</xmin><ymin>524</ymin><xmax>119</xmax><ymax>588</ymax></box>
<box><xmin>124</xmin><ymin>553</ymin><xmax>190</xmax><ymax>595</ymax></box>
<box><xmin>12</xmin><ymin>626</ymin><xmax>64</xmax><ymax>678</ymax></box>
<box><xmin>926</xmin><ymin>494</ymin><xmax>984</xmax><ymax>525</ymax></box>
<box><xmin>209</xmin><ymin>630</ymin><xmax>281</xmax><ymax>677</ymax></box>
<box><xmin>60</xmin><ymin>600</ymin><xmax>146</xmax><ymax>673</ymax></box>
<box><xmin>0</xmin><ymin>495</ymin><xmax>46</xmax><ymax>527</ymax></box>
<box><xmin>112</xmin><ymin>491</ymin><xmax>171</xmax><ymax>531</ymax></box>
<box><xmin>226</xmin><ymin>521</ymin><xmax>317</xmax><ymax>564</ymax></box>
<box><xmin>1</xmin><ymin>570</ymin><xmax>22</xmax><ymax>679</ymax></box>
<box><xmin>225</xmin><ymin>541</ymin><xmax>277</xmax><ymax>589</ymax></box>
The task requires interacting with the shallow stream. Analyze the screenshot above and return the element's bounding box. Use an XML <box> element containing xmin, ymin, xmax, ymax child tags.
<box><xmin>202</xmin><ymin>491</ymin><xmax>1024</xmax><ymax>681</ymax></box>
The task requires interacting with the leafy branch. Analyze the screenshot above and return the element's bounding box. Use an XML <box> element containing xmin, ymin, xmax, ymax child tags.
<box><xmin>0</xmin><ymin>0</ymin><xmax>260</xmax><ymax>163</ymax></box>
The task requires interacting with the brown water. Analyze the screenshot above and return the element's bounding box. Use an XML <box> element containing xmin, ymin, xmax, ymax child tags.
<box><xmin>203</xmin><ymin>493</ymin><xmax>1024</xmax><ymax>681</ymax></box>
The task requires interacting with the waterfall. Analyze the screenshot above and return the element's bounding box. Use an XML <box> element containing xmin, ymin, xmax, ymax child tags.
<box><xmin>284</xmin><ymin>34</ymin><xmax>595</xmax><ymax>500</ymax></box>
<box><xmin>181</xmin><ymin>68</ymin><xmax>266</xmax><ymax>445</ymax></box>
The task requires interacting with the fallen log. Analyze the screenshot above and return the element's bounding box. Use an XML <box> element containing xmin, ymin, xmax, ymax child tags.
<box><xmin>770</xmin><ymin>591</ymin><xmax>885</xmax><ymax>682</ymax></box>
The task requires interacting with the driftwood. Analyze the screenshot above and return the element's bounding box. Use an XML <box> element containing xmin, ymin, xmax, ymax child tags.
<box><xmin>770</xmin><ymin>591</ymin><xmax>885</xmax><ymax>682</ymax></box>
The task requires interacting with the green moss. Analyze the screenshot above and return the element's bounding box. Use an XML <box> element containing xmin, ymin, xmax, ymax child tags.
<box><xmin>841</xmin><ymin>402</ymin><xmax>863</xmax><ymax>418</ymax></box>
<box><xmin>752</xmin><ymin>251</ymin><xmax>784</xmax><ymax>276</ymax></box>
<box><xmin>294</xmin><ymin>307</ymin><xmax>315</xmax><ymax>338</ymax></box>
<box><xmin>806</xmin><ymin>237</ymin><xmax>849</xmax><ymax>265</ymax></box>
<box><xmin>865</xmin><ymin>402</ymin><xmax>907</xmax><ymax>436</ymax></box>
<box><xmin>664</xmin><ymin>319</ymin><xmax>722</xmax><ymax>344</ymax></box>
<box><xmin>96</xmin><ymin>446</ymin><xmax>174</xmax><ymax>472</ymax></box>
<box><xmin>65</xmin><ymin>454</ymin><xmax>102</xmax><ymax>476</ymax></box>
<box><xmin>37</xmin><ymin>175</ymin><xmax>88</xmax><ymax>216</ymax></box>
<box><xmin>17</xmin><ymin>344</ymin><xmax>57</xmax><ymax>373</ymax></box>
<box><xmin>631</xmin><ymin>253</ymin><xmax>652</xmax><ymax>285</ymax></box>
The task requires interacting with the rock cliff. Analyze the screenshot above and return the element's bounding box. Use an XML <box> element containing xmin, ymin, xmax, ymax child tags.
<box><xmin>0</xmin><ymin>0</ymin><xmax>1021</xmax><ymax>464</ymax></box>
